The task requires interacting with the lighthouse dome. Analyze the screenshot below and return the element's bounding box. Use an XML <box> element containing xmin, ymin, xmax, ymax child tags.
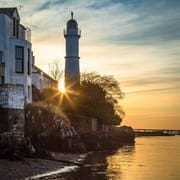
<box><xmin>67</xmin><ymin>19</ymin><xmax>78</xmax><ymax>29</ymax></box>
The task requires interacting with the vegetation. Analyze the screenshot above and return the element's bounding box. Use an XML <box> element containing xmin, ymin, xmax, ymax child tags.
<box><xmin>32</xmin><ymin>72</ymin><xmax>124</xmax><ymax>126</ymax></box>
<box><xmin>40</xmin><ymin>88</ymin><xmax>62</xmax><ymax>106</ymax></box>
<box><xmin>77</xmin><ymin>73</ymin><xmax>124</xmax><ymax>125</ymax></box>
<box><xmin>48</xmin><ymin>60</ymin><xmax>63</xmax><ymax>81</ymax></box>
<box><xmin>32</xmin><ymin>85</ymin><xmax>41</xmax><ymax>102</ymax></box>
<box><xmin>62</xmin><ymin>72</ymin><xmax>124</xmax><ymax>125</ymax></box>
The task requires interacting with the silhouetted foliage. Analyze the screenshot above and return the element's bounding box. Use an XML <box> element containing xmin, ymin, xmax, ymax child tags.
<box><xmin>81</xmin><ymin>72</ymin><xmax>123</xmax><ymax>102</ymax></box>
<box><xmin>40</xmin><ymin>88</ymin><xmax>63</xmax><ymax>106</ymax></box>
<box><xmin>64</xmin><ymin>72</ymin><xmax>124</xmax><ymax>125</ymax></box>
<box><xmin>32</xmin><ymin>72</ymin><xmax>124</xmax><ymax>125</ymax></box>
<box><xmin>79</xmin><ymin>73</ymin><xmax>124</xmax><ymax>125</ymax></box>
<box><xmin>32</xmin><ymin>86</ymin><xmax>62</xmax><ymax>106</ymax></box>
<box><xmin>32</xmin><ymin>85</ymin><xmax>41</xmax><ymax>102</ymax></box>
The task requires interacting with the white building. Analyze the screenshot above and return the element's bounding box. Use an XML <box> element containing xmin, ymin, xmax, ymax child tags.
<box><xmin>0</xmin><ymin>8</ymin><xmax>32</xmax><ymax>103</ymax></box>
<box><xmin>32</xmin><ymin>65</ymin><xmax>58</xmax><ymax>92</ymax></box>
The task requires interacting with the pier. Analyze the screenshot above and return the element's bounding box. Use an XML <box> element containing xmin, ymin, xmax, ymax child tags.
<box><xmin>134</xmin><ymin>129</ymin><xmax>180</xmax><ymax>136</ymax></box>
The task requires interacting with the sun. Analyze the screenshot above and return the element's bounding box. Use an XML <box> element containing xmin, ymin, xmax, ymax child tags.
<box><xmin>58</xmin><ymin>79</ymin><xmax>66</xmax><ymax>93</ymax></box>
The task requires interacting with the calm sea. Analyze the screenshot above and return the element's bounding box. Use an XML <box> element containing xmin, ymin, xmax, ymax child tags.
<box><xmin>55</xmin><ymin>136</ymin><xmax>180</xmax><ymax>180</ymax></box>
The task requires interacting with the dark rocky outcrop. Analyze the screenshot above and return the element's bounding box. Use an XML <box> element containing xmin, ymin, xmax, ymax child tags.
<box><xmin>0</xmin><ymin>106</ymin><xmax>34</xmax><ymax>160</ymax></box>
<box><xmin>0</xmin><ymin>103</ymin><xmax>135</xmax><ymax>160</ymax></box>
<box><xmin>111</xmin><ymin>126</ymin><xmax>135</xmax><ymax>145</ymax></box>
<box><xmin>25</xmin><ymin>104</ymin><xmax>86</xmax><ymax>154</ymax></box>
<box><xmin>0</xmin><ymin>132</ymin><xmax>35</xmax><ymax>160</ymax></box>
<box><xmin>67</xmin><ymin>114</ymin><xmax>135</xmax><ymax>151</ymax></box>
<box><xmin>81</xmin><ymin>126</ymin><xmax>135</xmax><ymax>151</ymax></box>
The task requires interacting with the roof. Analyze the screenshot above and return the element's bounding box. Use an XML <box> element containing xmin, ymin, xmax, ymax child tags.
<box><xmin>67</xmin><ymin>19</ymin><xmax>78</xmax><ymax>28</ymax></box>
<box><xmin>67</xmin><ymin>11</ymin><xmax>78</xmax><ymax>29</ymax></box>
<box><xmin>32</xmin><ymin>65</ymin><xmax>58</xmax><ymax>83</ymax></box>
<box><xmin>0</xmin><ymin>7</ymin><xmax>18</xmax><ymax>17</ymax></box>
<box><xmin>0</xmin><ymin>7</ymin><xmax>17</xmax><ymax>15</ymax></box>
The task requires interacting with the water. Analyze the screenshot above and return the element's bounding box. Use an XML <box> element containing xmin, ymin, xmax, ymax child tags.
<box><xmin>53</xmin><ymin>136</ymin><xmax>180</xmax><ymax>180</ymax></box>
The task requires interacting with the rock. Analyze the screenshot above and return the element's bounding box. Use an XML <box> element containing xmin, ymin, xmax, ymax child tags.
<box><xmin>25</xmin><ymin>104</ymin><xmax>87</xmax><ymax>153</ymax></box>
<box><xmin>0</xmin><ymin>132</ymin><xmax>36</xmax><ymax>160</ymax></box>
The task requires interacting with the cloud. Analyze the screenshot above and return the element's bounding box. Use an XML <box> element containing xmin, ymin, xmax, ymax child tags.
<box><xmin>1</xmin><ymin>0</ymin><xmax>180</xmax><ymax>84</ymax></box>
<box><xmin>2</xmin><ymin>0</ymin><xmax>179</xmax><ymax>50</ymax></box>
<box><xmin>102</xmin><ymin>1</ymin><xmax>180</xmax><ymax>45</ymax></box>
<box><xmin>159</xmin><ymin>66</ymin><xmax>180</xmax><ymax>75</ymax></box>
<box><xmin>126</xmin><ymin>86</ymin><xmax>180</xmax><ymax>94</ymax></box>
<box><xmin>120</xmin><ymin>65</ymin><xmax>180</xmax><ymax>88</ymax></box>
<box><xmin>122</xmin><ymin>75</ymin><xmax>180</xmax><ymax>87</ymax></box>
<box><xmin>0</xmin><ymin>0</ymin><xmax>180</xmax><ymax>129</ymax></box>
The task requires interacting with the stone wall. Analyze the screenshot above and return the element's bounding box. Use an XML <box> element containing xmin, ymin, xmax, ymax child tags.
<box><xmin>0</xmin><ymin>108</ymin><xmax>25</xmax><ymax>141</ymax></box>
<box><xmin>0</xmin><ymin>84</ymin><xmax>25</xmax><ymax>140</ymax></box>
<box><xmin>67</xmin><ymin>114</ymin><xmax>99</xmax><ymax>135</ymax></box>
<box><xmin>0</xmin><ymin>84</ymin><xmax>24</xmax><ymax>109</ymax></box>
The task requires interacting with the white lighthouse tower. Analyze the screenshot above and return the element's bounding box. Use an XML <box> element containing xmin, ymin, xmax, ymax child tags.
<box><xmin>64</xmin><ymin>12</ymin><xmax>81</xmax><ymax>90</ymax></box>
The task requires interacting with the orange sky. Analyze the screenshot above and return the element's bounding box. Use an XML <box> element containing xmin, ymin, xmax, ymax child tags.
<box><xmin>1</xmin><ymin>0</ymin><xmax>179</xmax><ymax>129</ymax></box>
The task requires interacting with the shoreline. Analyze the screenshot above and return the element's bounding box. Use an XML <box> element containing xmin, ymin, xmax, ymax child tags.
<box><xmin>0</xmin><ymin>152</ymin><xmax>87</xmax><ymax>180</ymax></box>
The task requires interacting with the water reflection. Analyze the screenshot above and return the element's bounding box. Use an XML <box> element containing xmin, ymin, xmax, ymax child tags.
<box><xmin>52</xmin><ymin>136</ymin><xmax>180</xmax><ymax>180</ymax></box>
<box><xmin>57</xmin><ymin>147</ymin><xmax>135</xmax><ymax>180</ymax></box>
<box><xmin>106</xmin><ymin>146</ymin><xmax>135</xmax><ymax>179</ymax></box>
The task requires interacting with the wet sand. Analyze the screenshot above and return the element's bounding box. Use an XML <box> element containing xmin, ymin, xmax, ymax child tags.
<box><xmin>0</xmin><ymin>153</ymin><xmax>86</xmax><ymax>180</ymax></box>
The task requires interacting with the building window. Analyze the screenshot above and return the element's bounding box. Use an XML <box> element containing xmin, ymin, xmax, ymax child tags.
<box><xmin>15</xmin><ymin>46</ymin><xmax>24</xmax><ymax>73</ymax></box>
<box><xmin>13</xmin><ymin>18</ymin><xmax>19</xmax><ymax>38</ymax></box>
<box><xmin>0</xmin><ymin>51</ymin><xmax>2</xmax><ymax>63</ymax></box>
<box><xmin>28</xmin><ymin>86</ymin><xmax>31</xmax><ymax>98</ymax></box>
<box><xmin>0</xmin><ymin>76</ymin><xmax>4</xmax><ymax>84</ymax></box>
<box><xmin>27</xmin><ymin>49</ymin><xmax>31</xmax><ymax>75</ymax></box>
<box><xmin>0</xmin><ymin>51</ymin><xmax>5</xmax><ymax>83</ymax></box>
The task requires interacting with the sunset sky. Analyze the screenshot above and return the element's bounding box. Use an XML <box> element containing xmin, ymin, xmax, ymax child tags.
<box><xmin>1</xmin><ymin>0</ymin><xmax>180</xmax><ymax>129</ymax></box>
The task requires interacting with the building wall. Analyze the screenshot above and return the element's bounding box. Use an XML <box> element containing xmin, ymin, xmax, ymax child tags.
<box><xmin>0</xmin><ymin>15</ymin><xmax>5</xmax><ymax>63</ymax></box>
<box><xmin>0</xmin><ymin>13</ymin><xmax>32</xmax><ymax>103</ymax></box>
<box><xmin>8</xmin><ymin>39</ymin><xmax>32</xmax><ymax>103</ymax></box>
<box><xmin>32</xmin><ymin>66</ymin><xmax>58</xmax><ymax>92</ymax></box>
<box><xmin>0</xmin><ymin>84</ymin><xmax>24</xmax><ymax>109</ymax></box>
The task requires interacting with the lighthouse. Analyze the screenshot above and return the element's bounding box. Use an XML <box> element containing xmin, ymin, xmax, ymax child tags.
<box><xmin>64</xmin><ymin>12</ymin><xmax>81</xmax><ymax>90</ymax></box>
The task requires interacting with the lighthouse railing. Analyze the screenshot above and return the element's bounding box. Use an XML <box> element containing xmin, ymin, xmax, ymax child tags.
<box><xmin>63</xmin><ymin>29</ymin><xmax>66</xmax><ymax>36</ymax></box>
<box><xmin>78</xmin><ymin>29</ymin><xmax>81</xmax><ymax>36</ymax></box>
<box><xmin>63</xmin><ymin>28</ymin><xmax>81</xmax><ymax>37</ymax></box>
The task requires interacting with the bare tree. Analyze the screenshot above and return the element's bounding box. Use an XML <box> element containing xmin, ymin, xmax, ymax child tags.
<box><xmin>48</xmin><ymin>60</ymin><xmax>63</xmax><ymax>81</ymax></box>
